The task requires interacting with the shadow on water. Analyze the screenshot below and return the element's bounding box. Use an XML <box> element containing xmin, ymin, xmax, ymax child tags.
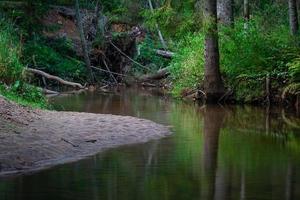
<box><xmin>0</xmin><ymin>88</ymin><xmax>300</xmax><ymax>200</ymax></box>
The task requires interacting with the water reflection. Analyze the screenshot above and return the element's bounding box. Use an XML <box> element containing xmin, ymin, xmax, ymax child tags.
<box><xmin>202</xmin><ymin>106</ymin><xmax>225</xmax><ymax>200</ymax></box>
<box><xmin>0</xmin><ymin>89</ymin><xmax>299</xmax><ymax>200</ymax></box>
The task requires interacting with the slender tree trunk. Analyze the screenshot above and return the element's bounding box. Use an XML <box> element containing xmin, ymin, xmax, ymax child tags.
<box><xmin>203</xmin><ymin>0</ymin><xmax>225</xmax><ymax>103</ymax></box>
<box><xmin>148</xmin><ymin>0</ymin><xmax>168</xmax><ymax>50</ymax></box>
<box><xmin>94</xmin><ymin>0</ymin><xmax>106</xmax><ymax>45</ymax></box>
<box><xmin>75</xmin><ymin>0</ymin><xmax>95</xmax><ymax>83</ymax></box>
<box><xmin>288</xmin><ymin>0</ymin><xmax>299</xmax><ymax>35</ymax></box>
<box><xmin>217</xmin><ymin>0</ymin><xmax>234</xmax><ymax>26</ymax></box>
<box><xmin>25</xmin><ymin>0</ymin><xmax>35</xmax><ymax>37</ymax></box>
<box><xmin>244</xmin><ymin>0</ymin><xmax>250</xmax><ymax>28</ymax></box>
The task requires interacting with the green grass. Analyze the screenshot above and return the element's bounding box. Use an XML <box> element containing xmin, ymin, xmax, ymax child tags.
<box><xmin>0</xmin><ymin>19</ymin><xmax>24</xmax><ymax>84</ymax></box>
<box><xmin>0</xmin><ymin>83</ymin><xmax>48</xmax><ymax>109</ymax></box>
<box><xmin>0</xmin><ymin>19</ymin><xmax>48</xmax><ymax>109</ymax></box>
<box><xmin>23</xmin><ymin>38</ymin><xmax>87</xmax><ymax>82</ymax></box>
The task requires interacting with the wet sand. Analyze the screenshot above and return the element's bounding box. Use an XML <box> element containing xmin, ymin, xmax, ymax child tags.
<box><xmin>0</xmin><ymin>97</ymin><xmax>170</xmax><ymax>176</ymax></box>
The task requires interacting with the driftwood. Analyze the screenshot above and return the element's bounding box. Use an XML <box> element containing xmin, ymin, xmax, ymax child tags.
<box><xmin>141</xmin><ymin>82</ymin><xmax>157</xmax><ymax>87</ymax></box>
<box><xmin>183</xmin><ymin>90</ymin><xmax>206</xmax><ymax>101</ymax></box>
<box><xmin>139</xmin><ymin>68</ymin><xmax>170</xmax><ymax>81</ymax></box>
<box><xmin>42</xmin><ymin>88</ymin><xmax>59</xmax><ymax>95</ymax></box>
<box><xmin>50</xmin><ymin>5</ymin><xmax>76</xmax><ymax>18</ymax></box>
<box><xmin>26</xmin><ymin>68</ymin><xmax>85</xmax><ymax>89</ymax></box>
<box><xmin>156</xmin><ymin>50</ymin><xmax>175</xmax><ymax>59</ymax></box>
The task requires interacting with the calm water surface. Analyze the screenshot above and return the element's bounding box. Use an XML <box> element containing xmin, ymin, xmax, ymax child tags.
<box><xmin>0</xmin><ymin>88</ymin><xmax>300</xmax><ymax>200</ymax></box>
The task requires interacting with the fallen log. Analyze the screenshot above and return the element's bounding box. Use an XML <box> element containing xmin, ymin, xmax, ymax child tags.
<box><xmin>42</xmin><ymin>88</ymin><xmax>59</xmax><ymax>95</ymax></box>
<box><xmin>156</xmin><ymin>50</ymin><xmax>175</xmax><ymax>59</ymax></box>
<box><xmin>50</xmin><ymin>5</ymin><xmax>76</xmax><ymax>18</ymax></box>
<box><xmin>26</xmin><ymin>68</ymin><xmax>85</xmax><ymax>89</ymax></box>
<box><xmin>139</xmin><ymin>68</ymin><xmax>170</xmax><ymax>82</ymax></box>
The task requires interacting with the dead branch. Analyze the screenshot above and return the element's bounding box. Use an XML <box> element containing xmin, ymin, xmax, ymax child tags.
<box><xmin>61</xmin><ymin>138</ymin><xmax>79</xmax><ymax>148</ymax></box>
<box><xmin>141</xmin><ymin>82</ymin><xmax>157</xmax><ymax>87</ymax></box>
<box><xmin>91</xmin><ymin>66</ymin><xmax>128</xmax><ymax>77</ymax></box>
<box><xmin>156</xmin><ymin>50</ymin><xmax>175</xmax><ymax>59</ymax></box>
<box><xmin>139</xmin><ymin>68</ymin><xmax>170</xmax><ymax>82</ymax></box>
<box><xmin>50</xmin><ymin>5</ymin><xmax>76</xmax><ymax>18</ymax></box>
<box><xmin>102</xmin><ymin>58</ymin><xmax>118</xmax><ymax>84</ymax></box>
<box><xmin>109</xmin><ymin>41</ymin><xmax>150</xmax><ymax>71</ymax></box>
<box><xmin>42</xmin><ymin>88</ymin><xmax>60</xmax><ymax>95</ymax></box>
<box><xmin>26</xmin><ymin>68</ymin><xmax>85</xmax><ymax>89</ymax></box>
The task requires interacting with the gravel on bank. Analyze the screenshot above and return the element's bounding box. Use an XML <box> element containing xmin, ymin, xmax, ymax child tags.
<box><xmin>0</xmin><ymin>97</ymin><xmax>171</xmax><ymax>176</ymax></box>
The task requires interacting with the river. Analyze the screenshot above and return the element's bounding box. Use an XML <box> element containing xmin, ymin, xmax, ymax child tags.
<box><xmin>0</xmin><ymin>88</ymin><xmax>300</xmax><ymax>200</ymax></box>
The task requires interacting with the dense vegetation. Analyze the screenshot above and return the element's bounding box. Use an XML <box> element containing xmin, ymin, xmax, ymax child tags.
<box><xmin>0</xmin><ymin>0</ymin><xmax>299</xmax><ymax>107</ymax></box>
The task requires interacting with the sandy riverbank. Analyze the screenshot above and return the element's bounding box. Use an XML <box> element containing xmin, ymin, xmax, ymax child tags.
<box><xmin>0</xmin><ymin>97</ymin><xmax>170</xmax><ymax>176</ymax></box>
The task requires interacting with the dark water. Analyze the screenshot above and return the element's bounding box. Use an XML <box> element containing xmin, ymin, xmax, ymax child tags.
<box><xmin>1</xmin><ymin>88</ymin><xmax>300</xmax><ymax>200</ymax></box>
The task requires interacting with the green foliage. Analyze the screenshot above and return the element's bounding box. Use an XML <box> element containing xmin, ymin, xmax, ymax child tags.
<box><xmin>219</xmin><ymin>18</ymin><xmax>298</xmax><ymax>101</ymax></box>
<box><xmin>23</xmin><ymin>39</ymin><xmax>87</xmax><ymax>82</ymax></box>
<box><xmin>101</xmin><ymin>0</ymin><xmax>143</xmax><ymax>23</ymax></box>
<box><xmin>282</xmin><ymin>83</ymin><xmax>300</xmax><ymax>98</ymax></box>
<box><xmin>0</xmin><ymin>20</ymin><xmax>24</xmax><ymax>84</ymax></box>
<box><xmin>0</xmin><ymin>19</ymin><xmax>46</xmax><ymax>108</ymax></box>
<box><xmin>169</xmin><ymin>33</ymin><xmax>205</xmax><ymax>97</ymax></box>
<box><xmin>220</xmin><ymin>18</ymin><xmax>295</xmax><ymax>78</ymax></box>
<box><xmin>133</xmin><ymin>36</ymin><xmax>170</xmax><ymax>74</ymax></box>
<box><xmin>287</xmin><ymin>58</ymin><xmax>300</xmax><ymax>83</ymax></box>
<box><xmin>282</xmin><ymin>58</ymin><xmax>300</xmax><ymax>99</ymax></box>
<box><xmin>142</xmin><ymin>0</ymin><xmax>201</xmax><ymax>40</ymax></box>
<box><xmin>0</xmin><ymin>82</ymin><xmax>47</xmax><ymax>108</ymax></box>
<box><xmin>0</xmin><ymin>1</ymin><xmax>51</xmax><ymax>38</ymax></box>
<box><xmin>169</xmin><ymin>16</ymin><xmax>299</xmax><ymax>101</ymax></box>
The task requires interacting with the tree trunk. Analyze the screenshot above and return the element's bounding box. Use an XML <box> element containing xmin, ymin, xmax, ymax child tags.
<box><xmin>148</xmin><ymin>0</ymin><xmax>168</xmax><ymax>50</ymax></box>
<box><xmin>94</xmin><ymin>0</ymin><xmax>106</xmax><ymax>45</ymax></box>
<box><xmin>288</xmin><ymin>0</ymin><xmax>299</xmax><ymax>35</ymax></box>
<box><xmin>75</xmin><ymin>0</ymin><xmax>95</xmax><ymax>83</ymax></box>
<box><xmin>203</xmin><ymin>0</ymin><xmax>225</xmax><ymax>103</ymax></box>
<box><xmin>217</xmin><ymin>0</ymin><xmax>234</xmax><ymax>26</ymax></box>
<box><xmin>243</xmin><ymin>0</ymin><xmax>250</xmax><ymax>29</ymax></box>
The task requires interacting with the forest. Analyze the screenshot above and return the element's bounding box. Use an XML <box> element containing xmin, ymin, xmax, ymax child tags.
<box><xmin>1</xmin><ymin>1</ymin><xmax>300</xmax><ymax>199</ymax></box>
<box><xmin>0</xmin><ymin>0</ymin><xmax>299</xmax><ymax>108</ymax></box>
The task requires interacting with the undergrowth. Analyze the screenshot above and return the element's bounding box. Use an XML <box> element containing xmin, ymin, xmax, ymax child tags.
<box><xmin>23</xmin><ymin>38</ymin><xmax>87</xmax><ymax>82</ymax></box>
<box><xmin>0</xmin><ymin>82</ymin><xmax>47</xmax><ymax>108</ymax></box>
<box><xmin>169</xmin><ymin>17</ymin><xmax>299</xmax><ymax>102</ymax></box>
<box><xmin>0</xmin><ymin>20</ymin><xmax>24</xmax><ymax>85</ymax></box>
<box><xmin>0</xmin><ymin>19</ymin><xmax>46</xmax><ymax>108</ymax></box>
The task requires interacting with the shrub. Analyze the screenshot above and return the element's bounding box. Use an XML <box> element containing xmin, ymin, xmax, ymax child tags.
<box><xmin>220</xmin><ymin>18</ymin><xmax>298</xmax><ymax>101</ymax></box>
<box><xmin>0</xmin><ymin>82</ymin><xmax>47</xmax><ymax>108</ymax></box>
<box><xmin>288</xmin><ymin>58</ymin><xmax>300</xmax><ymax>83</ymax></box>
<box><xmin>282</xmin><ymin>57</ymin><xmax>300</xmax><ymax>99</ymax></box>
<box><xmin>169</xmin><ymin>16</ymin><xmax>299</xmax><ymax>101</ymax></box>
<box><xmin>169</xmin><ymin>33</ymin><xmax>205</xmax><ymax>97</ymax></box>
<box><xmin>23</xmin><ymin>39</ymin><xmax>87</xmax><ymax>82</ymax></box>
<box><xmin>0</xmin><ymin>20</ymin><xmax>24</xmax><ymax>84</ymax></box>
<box><xmin>133</xmin><ymin>36</ymin><xmax>170</xmax><ymax>74</ymax></box>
